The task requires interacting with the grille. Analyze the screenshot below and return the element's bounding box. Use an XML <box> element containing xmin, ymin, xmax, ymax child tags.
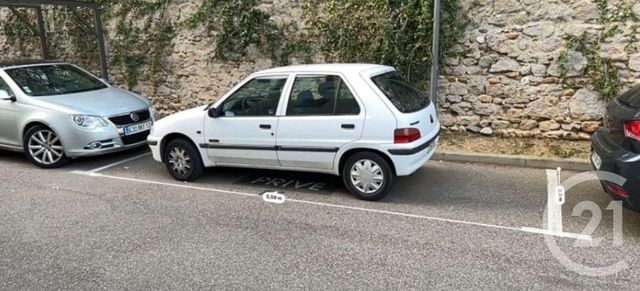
<box><xmin>121</xmin><ymin>130</ymin><xmax>150</xmax><ymax>145</ymax></box>
<box><xmin>109</xmin><ymin>109</ymin><xmax>150</xmax><ymax>126</ymax></box>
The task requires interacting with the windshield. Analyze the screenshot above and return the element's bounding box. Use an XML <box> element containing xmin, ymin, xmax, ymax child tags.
<box><xmin>371</xmin><ymin>71</ymin><xmax>430</xmax><ymax>113</ymax></box>
<box><xmin>5</xmin><ymin>64</ymin><xmax>107</xmax><ymax>97</ymax></box>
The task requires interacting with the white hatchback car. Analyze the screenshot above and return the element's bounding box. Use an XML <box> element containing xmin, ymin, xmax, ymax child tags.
<box><xmin>148</xmin><ymin>64</ymin><xmax>440</xmax><ymax>200</ymax></box>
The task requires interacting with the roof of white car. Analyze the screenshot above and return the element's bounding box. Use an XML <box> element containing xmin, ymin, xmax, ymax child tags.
<box><xmin>257</xmin><ymin>63</ymin><xmax>394</xmax><ymax>75</ymax></box>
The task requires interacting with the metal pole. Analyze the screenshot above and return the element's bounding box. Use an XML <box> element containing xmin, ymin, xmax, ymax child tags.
<box><xmin>94</xmin><ymin>7</ymin><xmax>109</xmax><ymax>81</ymax></box>
<box><xmin>429</xmin><ymin>0</ymin><xmax>441</xmax><ymax>110</ymax></box>
<box><xmin>34</xmin><ymin>6</ymin><xmax>49</xmax><ymax>59</ymax></box>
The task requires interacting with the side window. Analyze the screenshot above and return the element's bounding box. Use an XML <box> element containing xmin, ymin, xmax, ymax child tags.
<box><xmin>286</xmin><ymin>75</ymin><xmax>360</xmax><ymax>116</ymax></box>
<box><xmin>221</xmin><ymin>76</ymin><xmax>287</xmax><ymax>117</ymax></box>
<box><xmin>0</xmin><ymin>77</ymin><xmax>13</xmax><ymax>96</ymax></box>
<box><xmin>335</xmin><ymin>79</ymin><xmax>360</xmax><ymax>115</ymax></box>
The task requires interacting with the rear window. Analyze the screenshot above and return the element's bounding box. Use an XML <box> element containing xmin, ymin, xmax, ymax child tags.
<box><xmin>617</xmin><ymin>86</ymin><xmax>640</xmax><ymax>108</ymax></box>
<box><xmin>371</xmin><ymin>71</ymin><xmax>430</xmax><ymax>113</ymax></box>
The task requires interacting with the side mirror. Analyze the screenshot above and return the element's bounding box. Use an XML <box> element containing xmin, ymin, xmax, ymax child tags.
<box><xmin>0</xmin><ymin>90</ymin><xmax>16</xmax><ymax>102</ymax></box>
<box><xmin>208</xmin><ymin>107</ymin><xmax>220</xmax><ymax>118</ymax></box>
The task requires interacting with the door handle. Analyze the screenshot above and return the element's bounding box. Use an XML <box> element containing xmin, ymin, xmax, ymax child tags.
<box><xmin>259</xmin><ymin>124</ymin><xmax>271</xmax><ymax>129</ymax></box>
<box><xmin>341</xmin><ymin>124</ymin><xmax>355</xmax><ymax>129</ymax></box>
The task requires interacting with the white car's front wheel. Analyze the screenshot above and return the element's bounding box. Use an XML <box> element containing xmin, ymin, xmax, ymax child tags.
<box><xmin>23</xmin><ymin>125</ymin><xmax>70</xmax><ymax>169</ymax></box>
<box><xmin>342</xmin><ymin>152</ymin><xmax>395</xmax><ymax>201</ymax></box>
<box><xmin>163</xmin><ymin>138</ymin><xmax>204</xmax><ymax>181</ymax></box>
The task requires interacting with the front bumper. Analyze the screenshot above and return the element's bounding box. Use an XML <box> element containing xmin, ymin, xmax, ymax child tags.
<box><xmin>591</xmin><ymin>129</ymin><xmax>640</xmax><ymax>208</ymax></box>
<box><xmin>147</xmin><ymin>135</ymin><xmax>162</xmax><ymax>162</ymax></box>
<box><xmin>60</xmin><ymin>121</ymin><xmax>152</xmax><ymax>158</ymax></box>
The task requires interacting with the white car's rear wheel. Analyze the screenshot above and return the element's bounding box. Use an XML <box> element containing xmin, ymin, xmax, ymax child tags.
<box><xmin>23</xmin><ymin>125</ymin><xmax>70</xmax><ymax>168</ymax></box>
<box><xmin>342</xmin><ymin>152</ymin><xmax>395</xmax><ymax>201</ymax></box>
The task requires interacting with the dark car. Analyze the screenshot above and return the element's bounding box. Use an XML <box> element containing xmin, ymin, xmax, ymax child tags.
<box><xmin>591</xmin><ymin>86</ymin><xmax>640</xmax><ymax>210</ymax></box>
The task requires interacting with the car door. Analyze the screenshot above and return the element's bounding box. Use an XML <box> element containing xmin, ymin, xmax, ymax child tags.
<box><xmin>204</xmin><ymin>74</ymin><xmax>290</xmax><ymax>166</ymax></box>
<box><xmin>276</xmin><ymin>74</ymin><xmax>364</xmax><ymax>170</ymax></box>
<box><xmin>0</xmin><ymin>76</ymin><xmax>19</xmax><ymax>148</ymax></box>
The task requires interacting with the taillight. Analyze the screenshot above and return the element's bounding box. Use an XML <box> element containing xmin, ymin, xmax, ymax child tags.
<box><xmin>604</xmin><ymin>182</ymin><xmax>629</xmax><ymax>198</ymax></box>
<box><xmin>394</xmin><ymin>128</ymin><xmax>421</xmax><ymax>144</ymax></box>
<box><xmin>624</xmin><ymin>121</ymin><xmax>640</xmax><ymax>141</ymax></box>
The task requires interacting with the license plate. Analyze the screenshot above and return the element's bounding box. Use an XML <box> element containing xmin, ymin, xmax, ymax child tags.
<box><xmin>124</xmin><ymin>121</ymin><xmax>152</xmax><ymax>136</ymax></box>
<box><xmin>425</xmin><ymin>141</ymin><xmax>436</xmax><ymax>153</ymax></box>
<box><xmin>591</xmin><ymin>152</ymin><xmax>602</xmax><ymax>170</ymax></box>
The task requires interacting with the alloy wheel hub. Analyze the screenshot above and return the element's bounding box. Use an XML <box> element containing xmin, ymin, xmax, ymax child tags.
<box><xmin>28</xmin><ymin>130</ymin><xmax>64</xmax><ymax>165</ymax></box>
<box><xmin>169</xmin><ymin>147</ymin><xmax>192</xmax><ymax>176</ymax></box>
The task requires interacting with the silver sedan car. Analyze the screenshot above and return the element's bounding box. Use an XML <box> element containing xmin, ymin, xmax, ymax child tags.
<box><xmin>0</xmin><ymin>61</ymin><xmax>158</xmax><ymax>168</ymax></box>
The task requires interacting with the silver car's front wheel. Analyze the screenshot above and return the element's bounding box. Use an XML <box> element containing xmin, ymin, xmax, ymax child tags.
<box><xmin>23</xmin><ymin>125</ymin><xmax>70</xmax><ymax>168</ymax></box>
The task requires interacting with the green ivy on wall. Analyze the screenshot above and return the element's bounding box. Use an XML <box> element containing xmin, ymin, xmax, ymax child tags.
<box><xmin>303</xmin><ymin>0</ymin><xmax>470</xmax><ymax>88</ymax></box>
<box><xmin>183</xmin><ymin>0</ymin><xmax>309</xmax><ymax>65</ymax></box>
<box><xmin>183</xmin><ymin>0</ymin><xmax>280</xmax><ymax>60</ymax></box>
<box><xmin>559</xmin><ymin>0</ymin><xmax>639</xmax><ymax>101</ymax></box>
<box><xmin>0</xmin><ymin>0</ymin><xmax>175</xmax><ymax>90</ymax></box>
<box><xmin>1</xmin><ymin>0</ymin><xmax>469</xmax><ymax>91</ymax></box>
<box><xmin>103</xmin><ymin>0</ymin><xmax>175</xmax><ymax>89</ymax></box>
<box><xmin>1</xmin><ymin>8</ymin><xmax>40</xmax><ymax>55</ymax></box>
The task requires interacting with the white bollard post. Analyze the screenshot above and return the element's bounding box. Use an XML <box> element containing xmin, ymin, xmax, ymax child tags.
<box><xmin>546</xmin><ymin>168</ymin><xmax>563</xmax><ymax>233</ymax></box>
<box><xmin>521</xmin><ymin>168</ymin><xmax>591</xmax><ymax>241</ymax></box>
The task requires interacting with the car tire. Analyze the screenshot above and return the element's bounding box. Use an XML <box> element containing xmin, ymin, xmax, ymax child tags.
<box><xmin>23</xmin><ymin>125</ymin><xmax>70</xmax><ymax>169</ymax></box>
<box><xmin>342</xmin><ymin>152</ymin><xmax>395</xmax><ymax>201</ymax></box>
<box><xmin>163</xmin><ymin>138</ymin><xmax>204</xmax><ymax>181</ymax></box>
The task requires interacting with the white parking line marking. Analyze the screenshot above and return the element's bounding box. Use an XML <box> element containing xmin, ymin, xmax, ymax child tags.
<box><xmin>72</xmin><ymin>171</ymin><xmax>260</xmax><ymax>197</ymax></box>
<box><xmin>521</xmin><ymin>227</ymin><xmax>592</xmax><ymax>241</ymax></box>
<box><xmin>517</xmin><ymin>168</ymin><xmax>593</xmax><ymax>241</ymax></box>
<box><xmin>76</xmin><ymin>152</ymin><xmax>151</xmax><ymax>174</ymax></box>
<box><xmin>70</xmin><ymin>171</ymin><xmax>590</xmax><ymax>241</ymax></box>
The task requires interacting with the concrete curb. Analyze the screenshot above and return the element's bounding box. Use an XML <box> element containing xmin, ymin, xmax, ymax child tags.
<box><xmin>433</xmin><ymin>151</ymin><xmax>592</xmax><ymax>172</ymax></box>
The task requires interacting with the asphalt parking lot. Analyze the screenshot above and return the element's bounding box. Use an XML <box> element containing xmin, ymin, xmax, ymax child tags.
<box><xmin>1</xmin><ymin>147</ymin><xmax>640</xmax><ymax>289</ymax></box>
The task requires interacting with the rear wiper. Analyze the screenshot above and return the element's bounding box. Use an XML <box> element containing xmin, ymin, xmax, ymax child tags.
<box><xmin>422</xmin><ymin>95</ymin><xmax>431</xmax><ymax>106</ymax></box>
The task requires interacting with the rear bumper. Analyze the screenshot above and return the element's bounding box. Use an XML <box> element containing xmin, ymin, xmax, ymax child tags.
<box><xmin>383</xmin><ymin>128</ymin><xmax>440</xmax><ymax>176</ymax></box>
<box><xmin>591</xmin><ymin>129</ymin><xmax>640</xmax><ymax>207</ymax></box>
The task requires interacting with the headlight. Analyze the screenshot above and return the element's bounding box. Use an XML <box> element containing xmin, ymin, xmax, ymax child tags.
<box><xmin>71</xmin><ymin>114</ymin><xmax>108</xmax><ymax>130</ymax></box>
<box><xmin>149</xmin><ymin>106</ymin><xmax>160</xmax><ymax>120</ymax></box>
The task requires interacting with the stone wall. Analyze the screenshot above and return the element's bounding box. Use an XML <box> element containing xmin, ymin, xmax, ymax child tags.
<box><xmin>437</xmin><ymin>0</ymin><xmax>640</xmax><ymax>140</ymax></box>
<box><xmin>107</xmin><ymin>0</ymin><xmax>308</xmax><ymax>115</ymax></box>
<box><xmin>1</xmin><ymin>0</ymin><xmax>639</xmax><ymax>141</ymax></box>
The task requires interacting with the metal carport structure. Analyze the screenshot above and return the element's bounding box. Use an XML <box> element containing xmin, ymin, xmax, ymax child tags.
<box><xmin>0</xmin><ymin>0</ymin><xmax>109</xmax><ymax>80</ymax></box>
